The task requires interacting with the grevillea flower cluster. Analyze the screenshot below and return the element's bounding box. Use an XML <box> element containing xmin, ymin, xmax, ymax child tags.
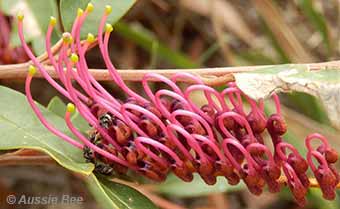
<box><xmin>18</xmin><ymin>4</ymin><xmax>339</xmax><ymax>206</ymax></box>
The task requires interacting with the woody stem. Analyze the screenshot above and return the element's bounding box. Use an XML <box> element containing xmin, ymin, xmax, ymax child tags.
<box><xmin>1</xmin><ymin>60</ymin><xmax>340</xmax><ymax>86</ymax></box>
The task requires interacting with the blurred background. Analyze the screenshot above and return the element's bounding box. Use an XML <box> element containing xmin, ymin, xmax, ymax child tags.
<box><xmin>1</xmin><ymin>0</ymin><xmax>340</xmax><ymax>208</ymax></box>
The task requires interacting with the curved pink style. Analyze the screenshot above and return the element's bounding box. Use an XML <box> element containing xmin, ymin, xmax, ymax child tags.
<box><xmin>222</xmin><ymin>138</ymin><xmax>258</xmax><ymax>172</ymax></box>
<box><xmin>217</xmin><ymin>111</ymin><xmax>256</xmax><ymax>143</ymax></box>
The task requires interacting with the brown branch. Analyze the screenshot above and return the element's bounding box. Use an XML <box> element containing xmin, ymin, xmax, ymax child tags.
<box><xmin>1</xmin><ymin>60</ymin><xmax>340</xmax><ymax>86</ymax></box>
<box><xmin>4</xmin><ymin>148</ymin><xmax>45</xmax><ymax>156</ymax></box>
<box><xmin>0</xmin><ymin>149</ymin><xmax>55</xmax><ymax>166</ymax></box>
<box><xmin>0</xmin><ymin>155</ymin><xmax>55</xmax><ymax>166</ymax></box>
<box><xmin>209</xmin><ymin>193</ymin><xmax>229</xmax><ymax>209</ymax></box>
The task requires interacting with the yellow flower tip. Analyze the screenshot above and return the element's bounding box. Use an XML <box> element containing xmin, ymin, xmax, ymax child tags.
<box><xmin>86</xmin><ymin>3</ymin><xmax>94</xmax><ymax>13</ymax></box>
<box><xmin>17</xmin><ymin>12</ymin><xmax>24</xmax><ymax>21</ymax></box>
<box><xmin>105</xmin><ymin>23</ymin><xmax>113</xmax><ymax>33</ymax></box>
<box><xmin>86</xmin><ymin>33</ymin><xmax>95</xmax><ymax>43</ymax></box>
<box><xmin>70</xmin><ymin>53</ymin><xmax>79</xmax><ymax>63</ymax></box>
<box><xmin>67</xmin><ymin>103</ymin><xmax>76</xmax><ymax>113</ymax></box>
<box><xmin>62</xmin><ymin>32</ymin><xmax>73</xmax><ymax>44</ymax></box>
<box><xmin>77</xmin><ymin>8</ymin><xmax>84</xmax><ymax>17</ymax></box>
<box><xmin>105</xmin><ymin>5</ymin><xmax>112</xmax><ymax>15</ymax></box>
<box><xmin>28</xmin><ymin>65</ymin><xmax>37</xmax><ymax>76</ymax></box>
<box><xmin>49</xmin><ymin>16</ymin><xmax>57</xmax><ymax>26</ymax></box>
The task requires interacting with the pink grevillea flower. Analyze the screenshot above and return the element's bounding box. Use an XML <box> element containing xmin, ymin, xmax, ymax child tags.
<box><xmin>276</xmin><ymin>142</ymin><xmax>309</xmax><ymax>206</ymax></box>
<box><xmin>18</xmin><ymin>3</ymin><xmax>339</xmax><ymax>206</ymax></box>
<box><xmin>305</xmin><ymin>134</ymin><xmax>340</xmax><ymax>200</ymax></box>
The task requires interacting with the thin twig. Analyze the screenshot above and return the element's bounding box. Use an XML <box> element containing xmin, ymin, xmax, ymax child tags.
<box><xmin>209</xmin><ymin>193</ymin><xmax>229</xmax><ymax>209</ymax></box>
<box><xmin>4</xmin><ymin>149</ymin><xmax>45</xmax><ymax>156</ymax></box>
<box><xmin>0</xmin><ymin>155</ymin><xmax>55</xmax><ymax>166</ymax></box>
<box><xmin>0</xmin><ymin>149</ymin><xmax>55</xmax><ymax>166</ymax></box>
<box><xmin>1</xmin><ymin>60</ymin><xmax>340</xmax><ymax>86</ymax></box>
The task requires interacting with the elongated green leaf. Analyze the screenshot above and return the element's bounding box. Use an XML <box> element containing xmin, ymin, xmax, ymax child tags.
<box><xmin>71</xmin><ymin>111</ymin><xmax>91</xmax><ymax>133</ymax></box>
<box><xmin>86</xmin><ymin>174</ymin><xmax>158</xmax><ymax>209</ymax></box>
<box><xmin>156</xmin><ymin>174</ymin><xmax>244</xmax><ymax>198</ymax></box>
<box><xmin>234</xmin><ymin>64</ymin><xmax>340</xmax><ymax>129</ymax></box>
<box><xmin>0</xmin><ymin>86</ymin><xmax>93</xmax><ymax>174</ymax></box>
<box><xmin>115</xmin><ymin>22</ymin><xmax>198</xmax><ymax>68</ymax></box>
<box><xmin>282</xmin><ymin>92</ymin><xmax>329</xmax><ymax>124</ymax></box>
<box><xmin>47</xmin><ymin>96</ymin><xmax>90</xmax><ymax>132</ymax></box>
<box><xmin>47</xmin><ymin>96</ymin><xmax>67</xmax><ymax>118</ymax></box>
<box><xmin>60</xmin><ymin>0</ymin><xmax>136</xmax><ymax>38</ymax></box>
<box><xmin>0</xmin><ymin>0</ymin><xmax>60</xmax><ymax>52</ymax></box>
<box><xmin>308</xmin><ymin>188</ymin><xmax>340</xmax><ymax>209</ymax></box>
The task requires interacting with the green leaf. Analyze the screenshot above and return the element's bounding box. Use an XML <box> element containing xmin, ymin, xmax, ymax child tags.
<box><xmin>234</xmin><ymin>64</ymin><xmax>340</xmax><ymax>129</ymax></box>
<box><xmin>0</xmin><ymin>0</ymin><xmax>60</xmax><ymax>52</ymax></box>
<box><xmin>60</xmin><ymin>0</ymin><xmax>136</xmax><ymax>38</ymax></box>
<box><xmin>0</xmin><ymin>86</ymin><xmax>93</xmax><ymax>174</ymax></box>
<box><xmin>115</xmin><ymin>22</ymin><xmax>198</xmax><ymax>68</ymax></box>
<box><xmin>86</xmin><ymin>174</ymin><xmax>158</xmax><ymax>209</ymax></box>
<box><xmin>31</xmin><ymin>36</ymin><xmax>49</xmax><ymax>57</ymax></box>
<box><xmin>47</xmin><ymin>96</ymin><xmax>67</xmax><ymax>118</ymax></box>
<box><xmin>282</xmin><ymin>92</ymin><xmax>329</xmax><ymax>124</ymax></box>
<box><xmin>47</xmin><ymin>96</ymin><xmax>90</xmax><ymax>133</ymax></box>
<box><xmin>308</xmin><ymin>188</ymin><xmax>340</xmax><ymax>209</ymax></box>
<box><xmin>71</xmin><ymin>111</ymin><xmax>91</xmax><ymax>133</ymax></box>
<box><xmin>155</xmin><ymin>174</ymin><xmax>245</xmax><ymax>198</ymax></box>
